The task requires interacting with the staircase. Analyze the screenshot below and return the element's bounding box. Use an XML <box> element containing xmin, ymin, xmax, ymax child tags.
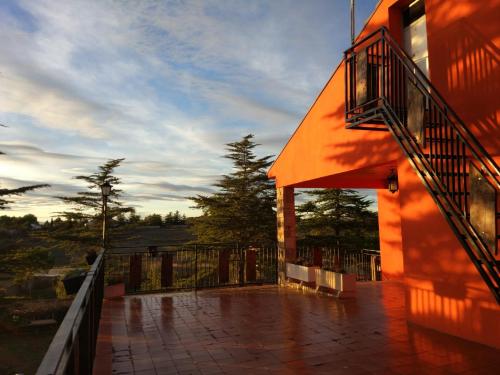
<box><xmin>344</xmin><ymin>27</ymin><xmax>500</xmax><ymax>303</ymax></box>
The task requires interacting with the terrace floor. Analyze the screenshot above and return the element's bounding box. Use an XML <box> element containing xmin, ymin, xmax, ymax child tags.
<box><xmin>93</xmin><ymin>282</ymin><xmax>499</xmax><ymax>375</ymax></box>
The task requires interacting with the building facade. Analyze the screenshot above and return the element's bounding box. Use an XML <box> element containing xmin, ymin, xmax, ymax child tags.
<box><xmin>269</xmin><ymin>0</ymin><xmax>500</xmax><ymax>348</ymax></box>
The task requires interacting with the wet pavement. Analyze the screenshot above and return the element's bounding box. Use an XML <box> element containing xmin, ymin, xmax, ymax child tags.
<box><xmin>94</xmin><ymin>282</ymin><xmax>499</xmax><ymax>374</ymax></box>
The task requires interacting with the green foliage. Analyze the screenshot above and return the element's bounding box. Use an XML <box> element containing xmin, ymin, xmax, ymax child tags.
<box><xmin>0</xmin><ymin>184</ymin><xmax>49</xmax><ymax>210</ymax></box>
<box><xmin>190</xmin><ymin>134</ymin><xmax>276</xmax><ymax>246</ymax></box>
<box><xmin>128</xmin><ymin>210</ymin><xmax>142</xmax><ymax>224</ymax></box>
<box><xmin>55</xmin><ymin>158</ymin><xmax>134</xmax><ymax>248</ymax></box>
<box><xmin>142</xmin><ymin>214</ymin><xmax>163</xmax><ymax>226</ymax></box>
<box><xmin>0</xmin><ymin>214</ymin><xmax>39</xmax><ymax>229</ymax></box>
<box><xmin>0</xmin><ymin>131</ymin><xmax>49</xmax><ymax>209</ymax></box>
<box><xmin>0</xmin><ymin>247</ymin><xmax>54</xmax><ymax>277</ymax></box>
<box><xmin>164</xmin><ymin>211</ymin><xmax>186</xmax><ymax>225</ymax></box>
<box><xmin>297</xmin><ymin>189</ymin><xmax>379</xmax><ymax>249</ymax></box>
<box><xmin>56</xmin><ymin>158</ymin><xmax>133</xmax><ymax>221</ymax></box>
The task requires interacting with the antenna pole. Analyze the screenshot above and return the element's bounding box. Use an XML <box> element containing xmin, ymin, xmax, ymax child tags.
<box><xmin>350</xmin><ymin>0</ymin><xmax>355</xmax><ymax>44</ymax></box>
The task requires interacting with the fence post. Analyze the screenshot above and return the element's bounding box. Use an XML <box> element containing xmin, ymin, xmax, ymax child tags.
<box><xmin>161</xmin><ymin>253</ymin><xmax>173</xmax><ymax>288</ymax></box>
<box><xmin>129</xmin><ymin>254</ymin><xmax>142</xmax><ymax>292</ymax></box>
<box><xmin>313</xmin><ymin>248</ymin><xmax>322</xmax><ymax>267</ymax></box>
<box><xmin>218</xmin><ymin>248</ymin><xmax>230</xmax><ymax>284</ymax></box>
<box><xmin>238</xmin><ymin>243</ymin><xmax>244</xmax><ymax>286</ymax></box>
<box><xmin>194</xmin><ymin>245</ymin><xmax>198</xmax><ymax>290</ymax></box>
<box><xmin>246</xmin><ymin>248</ymin><xmax>257</xmax><ymax>283</ymax></box>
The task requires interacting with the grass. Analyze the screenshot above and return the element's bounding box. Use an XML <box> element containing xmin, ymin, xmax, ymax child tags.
<box><xmin>0</xmin><ymin>326</ymin><xmax>57</xmax><ymax>375</ymax></box>
<box><xmin>0</xmin><ymin>297</ymin><xmax>71</xmax><ymax>375</ymax></box>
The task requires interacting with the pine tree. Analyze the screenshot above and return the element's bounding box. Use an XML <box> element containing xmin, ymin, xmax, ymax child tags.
<box><xmin>297</xmin><ymin>189</ymin><xmax>378</xmax><ymax>249</ymax></box>
<box><xmin>190</xmin><ymin>134</ymin><xmax>276</xmax><ymax>246</ymax></box>
<box><xmin>143</xmin><ymin>214</ymin><xmax>163</xmax><ymax>226</ymax></box>
<box><xmin>0</xmin><ymin>184</ymin><xmax>50</xmax><ymax>209</ymax></box>
<box><xmin>0</xmin><ymin>147</ymin><xmax>49</xmax><ymax>209</ymax></box>
<box><xmin>173</xmin><ymin>210</ymin><xmax>181</xmax><ymax>224</ymax></box>
<box><xmin>57</xmin><ymin>158</ymin><xmax>133</xmax><ymax>221</ymax></box>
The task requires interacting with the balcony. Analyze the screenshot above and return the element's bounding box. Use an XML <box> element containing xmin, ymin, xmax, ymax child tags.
<box><xmin>36</xmin><ymin>245</ymin><xmax>500</xmax><ymax>374</ymax></box>
<box><xmin>344</xmin><ymin>27</ymin><xmax>500</xmax><ymax>303</ymax></box>
<box><xmin>93</xmin><ymin>283</ymin><xmax>500</xmax><ymax>374</ymax></box>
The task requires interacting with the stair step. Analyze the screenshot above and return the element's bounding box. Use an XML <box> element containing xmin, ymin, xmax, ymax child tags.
<box><xmin>431</xmin><ymin>190</ymin><xmax>470</xmax><ymax>197</ymax></box>
<box><xmin>425</xmin><ymin>138</ymin><xmax>455</xmax><ymax>144</ymax></box>
<box><xmin>434</xmin><ymin>172</ymin><xmax>470</xmax><ymax>177</ymax></box>
<box><xmin>423</xmin><ymin>153</ymin><xmax>464</xmax><ymax>160</ymax></box>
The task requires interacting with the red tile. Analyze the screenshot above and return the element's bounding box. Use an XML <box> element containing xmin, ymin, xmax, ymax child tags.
<box><xmin>94</xmin><ymin>283</ymin><xmax>500</xmax><ymax>374</ymax></box>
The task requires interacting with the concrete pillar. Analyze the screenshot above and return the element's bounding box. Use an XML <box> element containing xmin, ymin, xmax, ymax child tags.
<box><xmin>377</xmin><ymin>189</ymin><xmax>404</xmax><ymax>280</ymax></box>
<box><xmin>276</xmin><ymin>186</ymin><xmax>296</xmax><ymax>285</ymax></box>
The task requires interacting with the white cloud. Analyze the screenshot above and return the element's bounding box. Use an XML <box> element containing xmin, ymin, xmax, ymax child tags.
<box><xmin>0</xmin><ymin>0</ymin><xmax>379</xmax><ymax>220</ymax></box>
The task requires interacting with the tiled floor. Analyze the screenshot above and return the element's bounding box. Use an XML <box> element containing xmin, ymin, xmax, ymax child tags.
<box><xmin>94</xmin><ymin>282</ymin><xmax>500</xmax><ymax>374</ymax></box>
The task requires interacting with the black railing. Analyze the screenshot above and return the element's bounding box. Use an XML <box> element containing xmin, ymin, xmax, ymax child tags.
<box><xmin>297</xmin><ymin>247</ymin><xmax>381</xmax><ymax>281</ymax></box>
<box><xmin>105</xmin><ymin>243</ymin><xmax>278</xmax><ymax>293</ymax></box>
<box><xmin>344</xmin><ymin>27</ymin><xmax>500</xmax><ymax>302</ymax></box>
<box><xmin>36</xmin><ymin>252</ymin><xmax>104</xmax><ymax>375</ymax></box>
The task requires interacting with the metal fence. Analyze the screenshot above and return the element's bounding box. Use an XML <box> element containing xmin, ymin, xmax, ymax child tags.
<box><xmin>36</xmin><ymin>252</ymin><xmax>105</xmax><ymax>375</ymax></box>
<box><xmin>296</xmin><ymin>246</ymin><xmax>381</xmax><ymax>281</ymax></box>
<box><xmin>105</xmin><ymin>244</ymin><xmax>278</xmax><ymax>293</ymax></box>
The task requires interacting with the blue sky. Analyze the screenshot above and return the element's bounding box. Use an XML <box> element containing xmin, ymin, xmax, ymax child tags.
<box><xmin>0</xmin><ymin>0</ymin><xmax>379</xmax><ymax>221</ymax></box>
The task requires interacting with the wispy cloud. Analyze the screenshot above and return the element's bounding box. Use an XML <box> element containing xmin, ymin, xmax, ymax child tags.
<box><xmin>0</xmin><ymin>0</ymin><xmax>379</xmax><ymax>220</ymax></box>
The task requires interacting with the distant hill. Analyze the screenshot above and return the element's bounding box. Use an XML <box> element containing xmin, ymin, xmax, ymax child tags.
<box><xmin>109</xmin><ymin>224</ymin><xmax>195</xmax><ymax>252</ymax></box>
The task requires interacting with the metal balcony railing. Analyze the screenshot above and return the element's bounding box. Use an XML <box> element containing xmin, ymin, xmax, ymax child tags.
<box><xmin>105</xmin><ymin>243</ymin><xmax>278</xmax><ymax>293</ymax></box>
<box><xmin>35</xmin><ymin>244</ymin><xmax>277</xmax><ymax>374</ymax></box>
<box><xmin>344</xmin><ymin>27</ymin><xmax>500</xmax><ymax>303</ymax></box>
<box><xmin>36</xmin><ymin>252</ymin><xmax>104</xmax><ymax>375</ymax></box>
<box><xmin>296</xmin><ymin>247</ymin><xmax>381</xmax><ymax>281</ymax></box>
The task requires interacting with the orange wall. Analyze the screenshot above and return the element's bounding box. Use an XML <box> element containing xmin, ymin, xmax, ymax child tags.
<box><xmin>378</xmin><ymin>189</ymin><xmax>404</xmax><ymax>280</ymax></box>
<box><xmin>398</xmin><ymin>157</ymin><xmax>500</xmax><ymax>348</ymax></box>
<box><xmin>269</xmin><ymin>0</ymin><xmax>500</xmax><ymax>348</ymax></box>
<box><xmin>267</xmin><ymin>60</ymin><xmax>401</xmax><ymax>188</ymax></box>
<box><xmin>269</xmin><ymin>0</ymin><xmax>499</xmax><ymax>187</ymax></box>
<box><xmin>426</xmin><ymin>0</ymin><xmax>500</xmax><ymax>157</ymax></box>
<box><xmin>268</xmin><ymin>0</ymin><xmax>401</xmax><ymax>188</ymax></box>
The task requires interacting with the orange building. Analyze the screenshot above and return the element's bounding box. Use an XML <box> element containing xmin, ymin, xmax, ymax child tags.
<box><xmin>269</xmin><ymin>0</ymin><xmax>500</xmax><ymax>349</ymax></box>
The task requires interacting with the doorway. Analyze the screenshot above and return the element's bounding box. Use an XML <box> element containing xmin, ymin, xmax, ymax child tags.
<box><xmin>403</xmin><ymin>0</ymin><xmax>429</xmax><ymax>77</ymax></box>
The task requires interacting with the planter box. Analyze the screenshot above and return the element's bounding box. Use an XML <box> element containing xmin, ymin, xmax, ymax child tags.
<box><xmin>286</xmin><ymin>263</ymin><xmax>318</xmax><ymax>283</ymax></box>
<box><xmin>315</xmin><ymin>269</ymin><xmax>356</xmax><ymax>296</ymax></box>
<box><xmin>104</xmin><ymin>283</ymin><xmax>125</xmax><ymax>299</ymax></box>
<box><xmin>62</xmin><ymin>272</ymin><xmax>87</xmax><ymax>295</ymax></box>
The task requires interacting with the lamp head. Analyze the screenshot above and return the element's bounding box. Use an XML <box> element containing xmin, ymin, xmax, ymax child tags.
<box><xmin>387</xmin><ymin>170</ymin><xmax>398</xmax><ymax>194</ymax></box>
<box><xmin>100</xmin><ymin>181</ymin><xmax>112</xmax><ymax>197</ymax></box>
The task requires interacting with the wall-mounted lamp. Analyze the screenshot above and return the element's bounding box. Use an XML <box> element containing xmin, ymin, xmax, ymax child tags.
<box><xmin>387</xmin><ymin>169</ymin><xmax>399</xmax><ymax>193</ymax></box>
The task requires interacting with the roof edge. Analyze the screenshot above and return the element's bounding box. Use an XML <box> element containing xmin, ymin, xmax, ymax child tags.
<box><xmin>268</xmin><ymin>0</ymin><xmax>384</xmax><ymax>180</ymax></box>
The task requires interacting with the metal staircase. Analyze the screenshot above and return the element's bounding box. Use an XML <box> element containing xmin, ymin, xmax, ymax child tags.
<box><xmin>344</xmin><ymin>27</ymin><xmax>500</xmax><ymax>303</ymax></box>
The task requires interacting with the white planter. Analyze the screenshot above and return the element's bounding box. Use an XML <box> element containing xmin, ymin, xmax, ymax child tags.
<box><xmin>286</xmin><ymin>263</ymin><xmax>318</xmax><ymax>283</ymax></box>
<box><xmin>315</xmin><ymin>269</ymin><xmax>356</xmax><ymax>294</ymax></box>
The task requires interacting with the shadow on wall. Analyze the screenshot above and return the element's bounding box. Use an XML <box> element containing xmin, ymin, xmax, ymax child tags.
<box><xmin>429</xmin><ymin>5</ymin><xmax>500</xmax><ymax>154</ymax></box>
<box><xmin>397</xmin><ymin>159</ymin><xmax>499</xmax><ymax>348</ymax></box>
<box><xmin>377</xmin><ymin>189</ymin><xmax>404</xmax><ymax>281</ymax></box>
<box><xmin>323</xmin><ymin>102</ymin><xmax>401</xmax><ymax>170</ymax></box>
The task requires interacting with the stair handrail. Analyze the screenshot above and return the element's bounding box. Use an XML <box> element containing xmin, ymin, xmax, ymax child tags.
<box><xmin>346</xmin><ymin>27</ymin><xmax>500</xmax><ymax>188</ymax></box>
<box><xmin>380</xmin><ymin>27</ymin><xmax>500</xmax><ymax>262</ymax></box>
<box><xmin>346</xmin><ymin>26</ymin><xmax>500</xmax><ymax>302</ymax></box>
<box><xmin>383</xmin><ymin>27</ymin><xmax>500</xmax><ymax>187</ymax></box>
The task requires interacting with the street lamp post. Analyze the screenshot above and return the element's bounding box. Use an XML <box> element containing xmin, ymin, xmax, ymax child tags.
<box><xmin>100</xmin><ymin>181</ymin><xmax>112</xmax><ymax>250</ymax></box>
